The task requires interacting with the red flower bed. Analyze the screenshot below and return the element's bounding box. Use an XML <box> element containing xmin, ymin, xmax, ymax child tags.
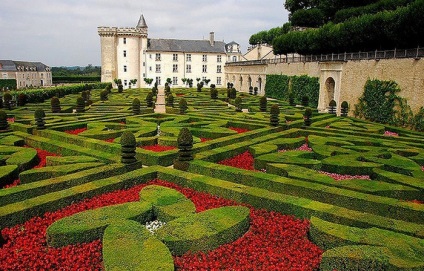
<box><xmin>64</xmin><ymin>128</ymin><xmax>87</xmax><ymax>135</ymax></box>
<box><xmin>279</xmin><ymin>143</ymin><xmax>312</xmax><ymax>152</ymax></box>
<box><xmin>104</xmin><ymin>138</ymin><xmax>115</xmax><ymax>143</ymax></box>
<box><xmin>218</xmin><ymin>150</ymin><xmax>255</xmax><ymax>171</ymax></box>
<box><xmin>384</xmin><ymin>130</ymin><xmax>399</xmax><ymax>137</ymax></box>
<box><xmin>2</xmin><ymin>148</ymin><xmax>59</xmax><ymax>189</ymax></box>
<box><xmin>141</xmin><ymin>145</ymin><xmax>177</xmax><ymax>152</ymax></box>
<box><xmin>0</xmin><ymin>179</ymin><xmax>322</xmax><ymax>270</ymax></box>
<box><xmin>176</xmin><ymin>93</ymin><xmax>185</xmax><ymax>97</ymax></box>
<box><xmin>229</xmin><ymin>127</ymin><xmax>250</xmax><ymax>133</ymax></box>
<box><xmin>409</xmin><ymin>199</ymin><xmax>424</xmax><ymax>204</ymax></box>
<box><xmin>318</xmin><ymin>171</ymin><xmax>371</xmax><ymax>181</ymax></box>
<box><xmin>200</xmin><ymin>138</ymin><xmax>211</xmax><ymax>142</ymax></box>
<box><xmin>6</xmin><ymin>118</ymin><xmax>14</xmax><ymax>123</ymax></box>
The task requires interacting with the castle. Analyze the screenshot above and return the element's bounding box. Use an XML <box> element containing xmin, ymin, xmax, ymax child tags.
<box><xmin>98</xmin><ymin>15</ymin><xmax>242</xmax><ymax>88</ymax></box>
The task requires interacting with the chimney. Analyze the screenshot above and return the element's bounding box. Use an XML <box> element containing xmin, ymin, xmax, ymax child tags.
<box><xmin>209</xmin><ymin>32</ymin><xmax>215</xmax><ymax>46</ymax></box>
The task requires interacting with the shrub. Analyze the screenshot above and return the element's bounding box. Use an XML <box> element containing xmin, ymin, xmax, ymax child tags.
<box><xmin>174</xmin><ymin>128</ymin><xmax>194</xmax><ymax>170</ymax></box>
<box><xmin>260</xmin><ymin>96</ymin><xmax>267</xmax><ymax>112</ymax></box>
<box><xmin>179</xmin><ymin>98</ymin><xmax>188</xmax><ymax>114</ymax></box>
<box><xmin>167</xmin><ymin>94</ymin><xmax>174</xmax><ymax>107</ymax></box>
<box><xmin>34</xmin><ymin>108</ymin><xmax>46</xmax><ymax>130</ymax></box>
<box><xmin>106</xmin><ymin>83</ymin><xmax>112</xmax><ymax>93</ymax></box>
<box><xmin>146</xmin><ymin>93</ymin><xmax>154</xmax><ymax>107</ymax></box>
<box><xmin>210</xmin><ymin>84</ymin><xmax>216</xmax><ymax>89</ymax></box>
<box><xmin>289</xmin><ymin>92</ymin><xmax>295</xmax><ymax>106</ymax></box>
<box><xmin>210</xmin><ymin>87</ymin><xmax>218</xmax><ymax>99</ymax></box>
<box><xmin>354</xmin><ymin>79</ymin><xmax>400</xmax><ymax>124</ymax></box>
<box><xmin>118</xmin><ymin>84</ymin><xmax>123</xmax><ymax>93</ymax></box>
<box><xmin>3</xmin><ymin>92</ymin><xmax>12</xmax><ymax>110</ymax></box>
<box><xmin>254</xmin><ymin>87</ymin><xmax>258</xmax><ymax>95</ymax></box>
<box><xmin>132</xmin><ymin>98</ymin><xmax>141</xmax><ymax>115</ymax></box>
<box><xmin>76</xmin><ymin>97</ymin><xmax>85</xmax><ymax>113</ymax></box>
<box><xmin>235</xmin><ymin>97</ymin><xmax>243</xmax><ymax>112</ymax></box>
<box><xmin>197</xmin><ymin>83</ymin><xmax>203</xmax><ymax>92</ymax></box>
<box><xmin>165</xmin><ymin>85</ymin><xmax>171</xmax><ymax>95</ymax></box>
<box><xmin>152</xmin><ymin>86</ymin><xmax>158</xmax><ymax>96</ymax></box>
<box><xmin>51</xmin><ymin>97</ymin><xmax>61</xmax><ymax>113</ymax></box>
<box><xmin>120</xmin><ymin>131</ymin><xmax>137</xmax><ymax>164</ymax></box>
<box><xmin>0</xmin><ymin>110</ymin><xmax>8</xmax><ymax>130</ymax></box>
<box><xmin>329</xmin><ymin>100</ymin><xmax>337</xmax><ymax>115</ymax></box>
<box><xmin>413</xmin><ymin>107</ymin><xmax>424</xmax><ymax>132</ymax></box>
<box><xmin>270</xmin><ymin>104</ymin><xmax>280</xmax><ymax>126</ymax></box>
<box><xmin>230</xmin><ymin>88</ymin><xmax>237</xmax><ymax>99</ymax></box>
<box><xmin>304</xmin><ymin>108</ymin><xmax>313</xmax><ymax>126</ymax></box>
<box><xmin>0</xmin><ymin>97</ymin><xmax>3</xmax><ymax>108</ymax></box>
<box><xmin>302</xmin><ymin>96</ymin><xmax>309</xmax><ymax>107</ymax></box>
<box><xmin>17</xmin><ymin>93</ymin><xmax>27</xmax><ymax>106</ymax></box>
<box><xmin>341</xmin><ymin>101</ymin><xmax>349</xmax><ymax>117</ymax></box>
<box><xmin>100</xmin><ymin>89</ymin><xmax>108</xmax><ymax>101</ymax></box>
<box><xmin>291</xmin><ymin>8</ymin><xmax>325</xmax><ymax>27</ymax></box>
<box><xmin>249</xmin><ymin>86</ymin><xmax>253</xmax><ymax>95</ymax></box>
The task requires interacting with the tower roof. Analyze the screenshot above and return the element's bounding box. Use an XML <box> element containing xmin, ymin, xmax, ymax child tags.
<box><xmin>136</xmin><ymin>14</ymin><xmax>147</xmax><ymax>28</ymax></box>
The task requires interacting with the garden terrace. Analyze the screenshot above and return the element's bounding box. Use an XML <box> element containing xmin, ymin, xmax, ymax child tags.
<box><xmin>0</xmin><ymin>85</ymin><xmax>423</xmax><ymax>270</ymax></box>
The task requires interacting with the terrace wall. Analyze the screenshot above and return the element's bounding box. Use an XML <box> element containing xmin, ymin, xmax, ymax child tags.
<box><xmin>225</xmin><ymin>57</ymin><xmax>424</xmax><ymax>115</ymax></box>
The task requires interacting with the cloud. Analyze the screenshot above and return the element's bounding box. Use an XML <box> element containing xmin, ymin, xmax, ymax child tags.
<box><xmin>0</xmin><ymin>0</ymin><xmax>288</xmax><ymax>66</ymax></box>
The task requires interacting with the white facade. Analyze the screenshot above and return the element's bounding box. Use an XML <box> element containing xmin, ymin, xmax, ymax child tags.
<box><xmin>98</xmin><ymin>15</ymin><xmax>239</xmax><ymax>88</ymax></box>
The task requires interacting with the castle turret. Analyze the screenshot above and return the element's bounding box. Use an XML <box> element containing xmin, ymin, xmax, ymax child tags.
<box><xmin>137</xmin><ymin>14</ymin><xmax>148</xmax><ymax>29</ymax></box>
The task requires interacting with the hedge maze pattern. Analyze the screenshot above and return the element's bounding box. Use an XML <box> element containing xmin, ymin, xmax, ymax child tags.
<box><xmin>0</xmin><ymin>86</ymin><xmax>423</xmax><ymax>270</ymax></box>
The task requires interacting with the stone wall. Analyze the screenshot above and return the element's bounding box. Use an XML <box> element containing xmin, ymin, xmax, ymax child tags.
<box><xmin>225</xmin><ymin>58</ymin><xmax>424</xmax><ymax>114</ymax></box>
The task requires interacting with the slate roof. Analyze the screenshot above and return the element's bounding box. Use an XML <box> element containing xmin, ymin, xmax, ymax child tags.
<box><xmin>136</xmin><ymin>15</ymin><xmax>148</xmax><ymax>28</ymax></box>
<box><xmin>147</xmin><ymin>39</ymin><xmax>226</xmax><ymax>54</ymax></box>
<box><xmin>0</xmin><ymin>60</ymin><xmax>49</xmax><ymax>71</ymax></box>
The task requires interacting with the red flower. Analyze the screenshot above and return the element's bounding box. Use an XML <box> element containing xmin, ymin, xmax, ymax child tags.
<box><xmin>141</xmin><ymin>145</ymin><xmax>177</xmax><ymax>152</ymax></box>
<box><xmin>318</xmin><ymin>171</ymin><xmax>370</xmax><ymax>181</ymax></box>
<box><xmin>229</xmin><ymin>127</ymin><xmax>250</xmax><ymax>133</ymax></box>
<box><xmin>200</xmin><ymin>138</ymin><xmax>211</xmax><ymax>142</ymax></box>
<box><xmin>6</xmin><ymin>118</ymin><xmax>14</xmax><ymax>123</ymax></box>
<box><xmin>64</xmin><ymin>128</ymin><xmax>87</xmax><ymax>135</ymax></box>
<box><xmin>104</xmin><ymin>138</ymin><xmax>115</xmax><ymax>143</ymax></box>
<box><xmin>218</xmin><ymin>151</ymin><xmax>255</xmax><ymax>171</ymax></box>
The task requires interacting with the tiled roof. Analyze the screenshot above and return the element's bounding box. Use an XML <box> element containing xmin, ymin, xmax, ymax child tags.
<box><xmin>147</xmin><ymin>39</ymin><xmax>226</xmax><ymax>54</ymax></box>
<box><xmin>0</xmin><ymin>60</ymin><xmax>49</xmax><ymax>71</ymax></box>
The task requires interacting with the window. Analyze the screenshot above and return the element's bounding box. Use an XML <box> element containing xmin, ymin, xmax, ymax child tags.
<box><xmin>149</xmin><ymin>66</ymin><xmax>152</xmax><ymax>71</ymax></box>
<box><xmin>202</xmin><ymin>55</ymin><xmax>207</xmax><ymax>62</ymax></box>
<box><xmin>156</xmin><ymin>77</ymin><xmax>161</xmax><ymax>85</ymax></box>
<box><xmin>149</xmin><ymin>54</ymin><xmax>152</xmax><ymax>59</ymax></box>
<box><xmin>143</xmin><ymin>62</ymin><xmax>145</xmax><ymax>67</ymax></box>
<box><xmin>123</xmin><ymin>50</ymin><xmax>127</xmax><ymax>57</ymax></box>
<box><xmin>173</xmin><ymin>64</ymin><xmax>178</xmax><ymax>73</ymax></box>
<box><xmin>217</xmin><ymin>65</ymin><xmax>222</xmax><ymax>73</ymax></box>
<box><xmin>123</xmin><ymin>38</ymin><xmax>127</xmax><ymax>44</ymax></box>
<box><xmin>124</xmin><ymin>80</ymin><xmax>128</xmax><ymax>86</ymax></box>
<box><xmin>155</xmin><ymin>64</ymin><xmax>161</xmax><ymax>73</ymax></box>
<box><xmin>202</xmin><ymin>65</ymin><xmax>207</xmax><ymax>73</ymax></box>
<box><xmin>186</xmin><ymin>54</ymin><xmax>191</xmax><ymax>62</ymax></box>
<box><xmin>186</xmin><ymin>64</ymin><xmax>192</xmax><ymax>73</ymax></box>
<box><xmin>217</xmin><ymin>55</ymin><xmax>222</xmax><ymax>62</ymax></box>
<box><xmin>232</xmin><ymin>56</ymin><xmax>237</xmax><ymax>62</ymax></box>
<box><xmin>124</xmin><ymin>65</ymin><xmax>127</xmax><ymax>72</ymax></box>
<box><xmin>173</xmin><ymin>54</ymin><xmax>178</xmax><ymax>61</ymax></box>
<box><xmin>173</xmin><ymin>77</ymin><xmax>178</xmax><ymax>85</ymax></box>
<box><xmin>217</xmin><ymin>77</ymin><xmax>222</xmax><ymax>85</ymax></box>
<box><xmin>155</xmin><ymin>53</ymin><xmax>161</xmax><ymax>61</ymax></box>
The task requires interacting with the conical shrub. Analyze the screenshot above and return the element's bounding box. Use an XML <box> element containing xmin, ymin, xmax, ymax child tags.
<box><xmin>260</xmin><ymin>96</ymin><xmax>267</xmax><ymax>112</ymax></box>
<box><xmin>270</xmin><ymin>104</ymin><xmax>280</xmax><ymax>126</ymax></box>
<box><xmin>132</xmin><ymin>98</ymin><xmax>141</xmax><ymax>115</ymax></box>
<box><xmin>0</xmin><ymin>110</ymin><xmax>9</xmax><ymax>130</ymax></box>
<box><xmin>51</xmin><ymin>97</ymin><xmax>61</xmax><ymax>113</ymax></box>
<box><xmin>34</xmin><ymin>108</ymin><xmax>46</xmax><ymax>130</ymax></box>
<box><xmin>120</xmin><ymin>131</ymin><xmax>137</xmax><ymax>164</ymax></box>
<box><xmin>179</xmin><ymin>98</ymin><xmax>188</xmax><ymax>114</ymax></box>
<box><xmin>76</xmin><ymin>97</ymin><xmax>85</xmax><ymax>113</ymax></box>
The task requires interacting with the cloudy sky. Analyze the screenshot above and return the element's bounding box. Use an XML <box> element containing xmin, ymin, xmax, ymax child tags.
<box><xmin>0</xmin><ymin>0</ymin><xmax>288</xmax><ymax>67</ymax></box>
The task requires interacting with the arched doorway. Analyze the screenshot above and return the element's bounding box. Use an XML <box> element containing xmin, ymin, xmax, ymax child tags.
<box><xmin>325</xmin><ymin>77</ymin><xmax>335</xmax><ymax>106</ymax></box>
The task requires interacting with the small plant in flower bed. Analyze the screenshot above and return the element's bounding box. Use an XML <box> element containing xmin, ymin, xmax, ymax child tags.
<box><xmin>318</xmin><ymin>171</ymin><xmax>371</xmax><ymax>181</ymax></box>
<box><xmin>141</xmin><ymin>145</ymin><xmax>177</xmax><ymax>152</ymax></box>
<box><xmin>228</xmin><ymin>126</ymin><xmax>250</xmax><ymax>133</ymax></box>
<box><xmin>219</xmin><ymin>150</ymin><xmax>255</xmax><ymax>171</ymax></box>
<box><xmin>0</xmin><ymin>180</ymin><xmax>322</xmax><ymax>270</ymax></box>
<box><xmin>64</xmin><ymin>127</ymin><xmax>87</xmax><ymax>135</ymax></box>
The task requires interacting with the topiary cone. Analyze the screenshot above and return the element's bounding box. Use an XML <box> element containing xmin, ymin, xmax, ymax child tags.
<box><xmin>179</xmin><ymin>98</ymin><xmax>188</xmax><ymax>114</ymax></box>
<box><xmin>260</xmin><ymin>96</ymin><xmax>267</xmax><ymax>112</ymax></box>
<box><xmin>0</xmin><ymin>110</ymin><xmax>9</xmax><ymax>130</ymax></box>
<box><xmin>304</xmin><ymin>108</ymin><xmax>312</xmax><ymax>126</ymax></box>
<box><xmin>132</xmin><ymin>98</ymin><xmax>141</xmax><ymax>115</ymax></box>
<box><xmin>76</xmin><ymin>97</ymin><xmax>85</xmax><ymax>113</ymax></box>
<box><xmin>34</xmin><ymin>108</ymin><xmax>46</xmax><ymax>130</ymax></box>
<box><xmin>120</xmin><ymin>131</ymin><xmax>137</xmax><ymax>164</ymax></box>
<box><xmin>270</xmin><ymin>104</ymin><xmax>280</xmax><ymax>126</ymax></box>
<box><xmin>51</xmin><ymin>97</ymin><xmax>61</xmax><ymax>113</ymax></box>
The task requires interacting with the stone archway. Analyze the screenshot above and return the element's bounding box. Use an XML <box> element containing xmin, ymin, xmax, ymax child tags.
<box><xmin>248</xmin><ymin>77</ymin><xmax>252</xmax><ymax>88</ymax></box>
<box><xmin>325</xmin><ymin>77</ymin><xmax>335</xmax><ymax>106</ymax></box>
<box><xmin>240</xmin><ymin>76</ymin><xmax>243</xmax><ymax>90</ymax></box>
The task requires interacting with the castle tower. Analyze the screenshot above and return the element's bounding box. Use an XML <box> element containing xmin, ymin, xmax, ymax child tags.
<box><xmin>98</xmin><ymin>14</ymin><xmax>148</xmax><ymax>88</ymax></box>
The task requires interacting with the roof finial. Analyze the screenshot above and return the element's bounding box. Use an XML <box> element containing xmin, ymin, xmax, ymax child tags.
<box><xmin>137</xmin><ymin>14</ymin><xmax>147</xmax><ymax>28</ymax></box>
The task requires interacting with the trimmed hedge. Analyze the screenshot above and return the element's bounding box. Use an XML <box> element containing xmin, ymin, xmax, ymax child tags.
<box><xmin>156</xmin><ymin>206</ymin><xmax>250</xmax><ymax>256</ymax></box>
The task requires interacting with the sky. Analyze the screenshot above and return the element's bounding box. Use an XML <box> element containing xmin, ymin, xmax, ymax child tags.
<box><xmin>0</xmin><ymin>0</ymin><xmax>288</xmax><ymax>67</ymax></box>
